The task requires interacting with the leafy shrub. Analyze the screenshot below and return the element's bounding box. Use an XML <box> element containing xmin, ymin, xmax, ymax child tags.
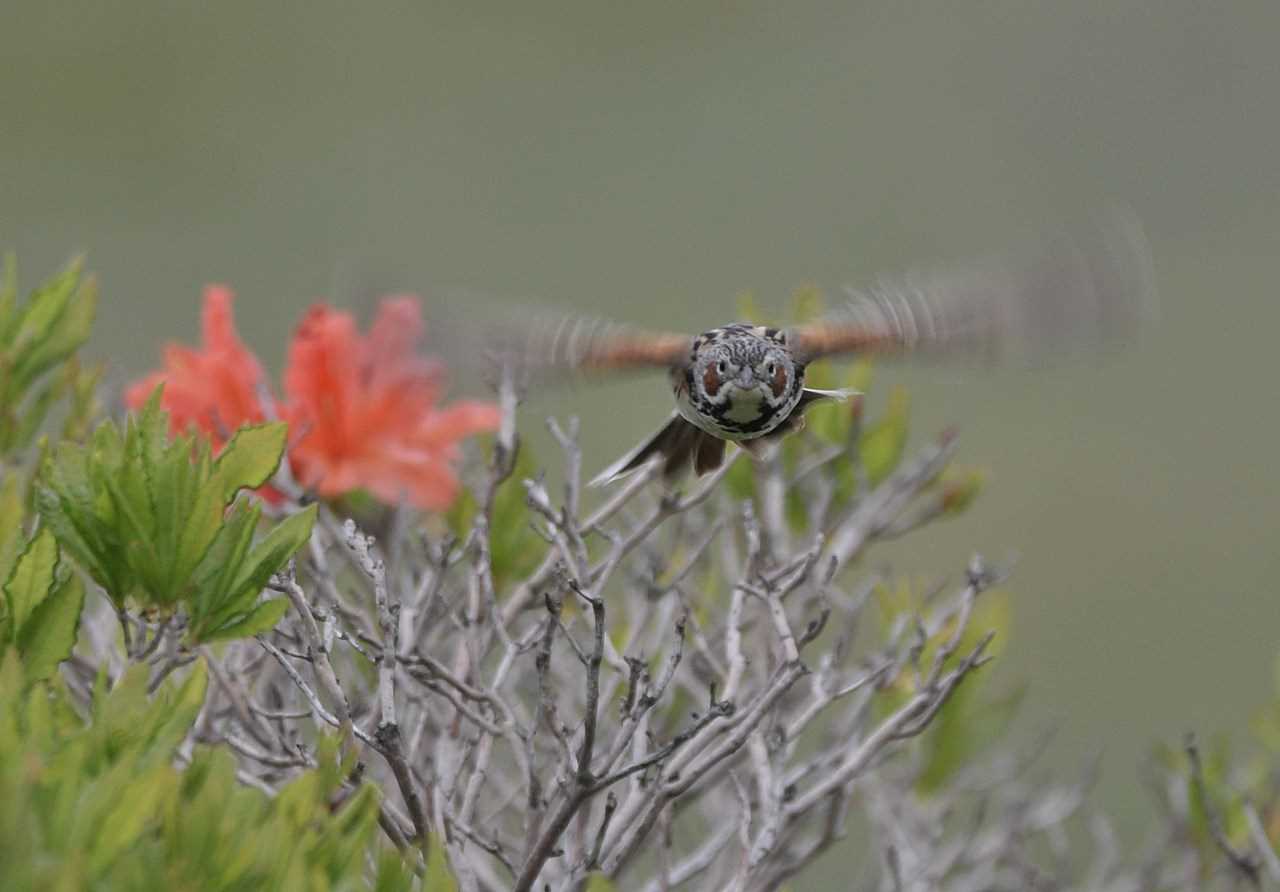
<box><xmin>36</xmin><ymin>389</ymin><xmax>315</xmax><ymax>643</ymax></box>
<box><xmin>0</xmin><ymin>259</ymin><xmax>1276</xmax><ymax>891</ymax></box>
<box><xmin>0</xmin><ymin>654</ymin><xmax>414</xmax><ymax>891</ymax></box>
<box><xmin>0</xmin><ymin>256</ymin><xmax>98</xmax><ymax>459</ymax></box>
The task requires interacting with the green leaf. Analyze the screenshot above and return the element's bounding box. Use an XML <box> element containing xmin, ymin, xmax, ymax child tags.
<box><xmin>210</xmin><ymin>422</ymin><xmax>288</xmax><ymax>503</ymax></box>
<box><xmin>3</xmin><ymin>528</ymin><xmax>60</xmax><ymax>635</ymax></box>
<box><xmin>163</xmin><ymin>475</ymin><xmax>226</xmax><ymax>603</ymax></box>
<box><xmin>723</xmin><ymin>449</ymin><xmax>756</xmax><ymax>501</ymax></box>
<box><xmin>734</xmin><ymin>290</ymin><xmax>767</xmax><ymax>325</ymax></box>
<box><xmin>60</xmin><ymin>359</ymin><xmax>101</xmax><ymax>443</ymax></box>
<box><xmin>585</xmin><ymin>872</ymin><xmax>620</xmax><ymax>892</ymax></box>
<box><xmin>787</xmin><ymin>284</ymin><xmax>825</xmax><ymax>323</ymax></box>
<box><xmin>34</xmin><ymin>477</ymin><xmax>124</xmax><ymax>604</ymax></box>
<box><xmin>223</xmin><ymin>504</ymin><xmax>313</xmax><ymax>598</ymax></box>
<box><xmin>374</xmin><ymin>847</ymin><xmax>416</xmax><ymax>892</ymax></box>
<box><xmin>201</xmin><ymin>597</ymin><xmax>289</xmax><ymax>643</ymax></box>
<box><xmin>17</xmin><ymin>573</ymin><xmax>84</xmax><ymax>681</ymax></box>
<box><xmin>860</xmin><ymin>386</ymin><xmax>910</xmax><ymax>486</ymax></box>
<box><xmin>0</xmin><ymin>474</ymin><xmax>25</xmax><ymax>591</ymax></box>
<box><xmin>231</xmin><ymin>504</ymin><xmax>316</xmax><ymax>591</ymax></box>
<box><xmin>12</xmin><ymin>272</ymin><xmax>96</xmax><ymax>396</ymax></box>
<box><xmin>4</xmin><ymin>262</ymin><xmax>79</xmax><ymax>374</ymax></box>
<box><xmin>807</xmin><ymin>358</ymin><xmax>872</xmax><ymax>446</ymax></box>
<box><xmin>803</xmin><ymin>395</ymin><xmax>852</xmax><ymax>446</ymax></box>
<box><xmin>170</xmin><ymin>659</ymin><xmax>210</xmax><ymax>716</ymax></box>
<box><xmin>189</xmin><ymin>501</ymin><xmax>262</xmax><ymax>624</ymax></box>
<box><xmin>448</xmin><ymin>436</ymin><xmax>542</xmax><ymax>586</ymax></box>
<box><xmin>424</xmin><ymin>832</ymin><xmax>458</xmax><ymax>892</ymax></box>
<box><xmin>443</xmin><ymin>484</ymin><xmax>477</xmax><ymax>539</ymax></box>
<box><xmin>6</xmin><ymin>375</ymin><xmax>64</xmax><ymax>454</ymax></box>
<box><xmin>0</xmin><ymin>252</ymin><xmax>17</xmax><ymax>342</ymax></box>
<box><xmin>189</xmin><ymin>504</ymin><xmax>314</xmax><ymax>644</ymax></box>
<box><xmin>935</xmin><ymin>466</ymin><xmax>986</xmax><ymax>516</ymax></box>
<box><xmin>132</xmin><ymin>384</ymin><xmax>171</xmax><ymax>465</ymax></box>
<box><xmin>89</xmin><ymin>764</ymin><xmax>172</xmax><ymax>876</ymax></box>
<box><xmin>40</xmin><ymin>390</ymin><xmax>314</xmax><ymax>631</ymax></box>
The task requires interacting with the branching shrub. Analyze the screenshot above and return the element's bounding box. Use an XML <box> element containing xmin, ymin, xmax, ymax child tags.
<box><xmin>1</xmin><ymin>259</ymin><xmax>1277</xmax><ymax>891</ymax></box>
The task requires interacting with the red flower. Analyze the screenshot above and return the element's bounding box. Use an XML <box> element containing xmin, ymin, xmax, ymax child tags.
<box><xmin>125</xmin><ymin>285</ymin><xmax>266</xmax><ymax>448</ymax></box>
<box><xmin>127</xmin><ymin>288</ymin><xmax>500</xmax><ymax>510</ymax></box>
<box><xmin>283</xmin><ymin>298</ymin><xmax>501</xmax><ymax>509</ymax></box>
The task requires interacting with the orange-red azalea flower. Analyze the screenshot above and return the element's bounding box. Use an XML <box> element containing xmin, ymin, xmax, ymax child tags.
<box><xmin>284</xmin><ymin>298</ymin><xmax>500</xmax><ymax>510</ymax></box>
<box><xmin>125</xmin><ymin>285</ymin><xmax>266</xmax><ymax>448</ymax></box>
<box><xmin>127</xmin><ymin>287</ymin><xmax>500</xmax><ymax>510</ymax></box>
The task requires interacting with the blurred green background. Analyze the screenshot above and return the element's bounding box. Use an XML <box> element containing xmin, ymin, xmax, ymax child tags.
<box><xmin>4</xmin><ymin>0</ymin><xmax>1278</xmax><ymax>876</ymax></box>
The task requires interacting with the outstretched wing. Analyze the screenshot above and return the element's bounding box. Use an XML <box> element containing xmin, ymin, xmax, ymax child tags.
<box><xmin>788</xmin><ymin>210</ymin><xmax>1157</xmax><ymax>366</ymax></box>
<box><xmin>513</xmin><ymin>315</ymin><xmax>693</xmax><ymax>374</ymax></box>
<box><xmin>413</xmin><ymin>289</ymin><xmax>695</xmax><ymax>390</ymax></box>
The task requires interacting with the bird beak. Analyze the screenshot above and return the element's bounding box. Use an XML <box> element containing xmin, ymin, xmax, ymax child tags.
<box><xmin>736</xmin><ymin>369</ymin><xmax>757</xmax><ymax>388</ymax></box>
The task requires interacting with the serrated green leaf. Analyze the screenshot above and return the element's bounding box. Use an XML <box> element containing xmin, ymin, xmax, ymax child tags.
<box><xmin>210</xmin><ymin>422</ymin><xmax>288</xmax><ymax>503</ymax></box>
<box><xmin>200</xmin><ymin>597</ymin><xmax>289</xmax><ymax>643</ymax></box>
<box><xmin>189</xmin><ymin>504</ymin><xmax>314</xmax><ymax>643</ymax></box>
<box><xmin>41</xmin><ymin>393</ymin><xmax>308</xmax><ymax>624</ymax></box>
<box><xmin>34</xmin><ymin>479</ymin><xmax>123</xmax><ymax>603</ymax></box>
<box><xmin>3</xmin><ymin>528</ymin><xmax>59</xmax><ymax>636</ymax></box>
<box><xmin>17</xmin><ymin>573</ymin><xmax>84</xmax><ymax>681</ymax></box>
<box><xmin>133</xmin><ymin>385</ymin><xmax>170</xmax><ymax>460</ymax></box>
<box><xmin>190</xmin><ymin>501</ymin><xmax>261</xmax><ymax>622</ymax></box>
<box><xmin>166</xmin><ymin>477</ymin><xmax>230</xmax><ymax>605</ymax></box>
<box><xmin>225</xmin><ymin>503</ymin><xmax>316</xmax><ymax>600</ymax></box>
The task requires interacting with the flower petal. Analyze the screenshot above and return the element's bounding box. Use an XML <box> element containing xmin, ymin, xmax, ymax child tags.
<box><xmin>125</xmin><ymin>287</ymin><xmax>267</xmax><ymax>446</ymax></box>
<box><xmin>281</xmin><ymin>295</ymin><xmax>498</xmax><ymax>510</ymax></box>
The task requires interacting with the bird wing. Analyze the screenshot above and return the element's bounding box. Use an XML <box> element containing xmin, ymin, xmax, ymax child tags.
<box><xmin>416</xmin><ymin>291</ymin><xmax>695</xmax><ymax>390</ymax></box>
<box><xmin>788</xmin><ymin>210</ymin><xmax>1157</xmax><ymax>366</ymax></box>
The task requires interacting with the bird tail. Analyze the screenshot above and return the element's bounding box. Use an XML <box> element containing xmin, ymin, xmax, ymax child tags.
<box><xmin>590</xmin><ymin>413</ymin><xmax>726</xmax><ymax>486</ymax></box>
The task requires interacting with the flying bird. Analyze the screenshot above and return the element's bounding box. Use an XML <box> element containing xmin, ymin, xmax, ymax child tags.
<box><xmin>479</xmin><ymin>213</ymin><xmax>1155</xmax><ymax>486</ymax></box>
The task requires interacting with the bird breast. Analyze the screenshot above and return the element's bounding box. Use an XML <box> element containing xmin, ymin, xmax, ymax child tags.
<box><xmin>674</xmin><ymin>382</ymin><xmax>790</xmax><ymax>442</ymax></box>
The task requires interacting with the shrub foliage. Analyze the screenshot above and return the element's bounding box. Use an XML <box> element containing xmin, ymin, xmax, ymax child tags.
<box><xmin>0</xmin><ymin>259</ymin><xmax>1276</xmax><ymax>891</ymax></box>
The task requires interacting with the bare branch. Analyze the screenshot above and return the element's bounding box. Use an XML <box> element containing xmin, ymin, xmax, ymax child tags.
<box><xmin>1185</xmin><ymin>734</ymin><xmax>1263</xmax><ymax>889</ymax></box>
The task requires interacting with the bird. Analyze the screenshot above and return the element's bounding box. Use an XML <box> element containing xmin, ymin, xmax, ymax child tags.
<box><xmin>478</xmin><ymin>212</ymin><xmax>1156</xmax><ymax>486</ymax></box>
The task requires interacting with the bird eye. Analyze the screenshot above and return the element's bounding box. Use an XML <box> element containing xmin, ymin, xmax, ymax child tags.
<box><xmin>716</xmin><ymin>360</ymin><xmax>727</xmax><ymax>375</ymax></box>
<box><xmin>768</xmin><ymin>359</ymin><xmax>788</xmax><ymax>397</ymax></box>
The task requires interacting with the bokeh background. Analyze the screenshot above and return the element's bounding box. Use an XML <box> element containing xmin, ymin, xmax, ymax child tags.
<box><xmin>4</xmin><ymin>0</ymin><xmax>1278</xmax><ymax>878</ymax></box>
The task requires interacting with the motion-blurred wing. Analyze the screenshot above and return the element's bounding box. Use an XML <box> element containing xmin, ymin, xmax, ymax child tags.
<box><xmin>487</xmin><ymin>313</ymin><xmax>693</xmax><ymax>380</ymax></box>
<box><xmin>789</xmin><ymin>211</ymin><xmax>1157</xmax><ymax>365</ymax></box>
<box><xmin>414</xmin><ymin>289</ymin><xmax>696</xmax><ymax>390</ymax></box>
